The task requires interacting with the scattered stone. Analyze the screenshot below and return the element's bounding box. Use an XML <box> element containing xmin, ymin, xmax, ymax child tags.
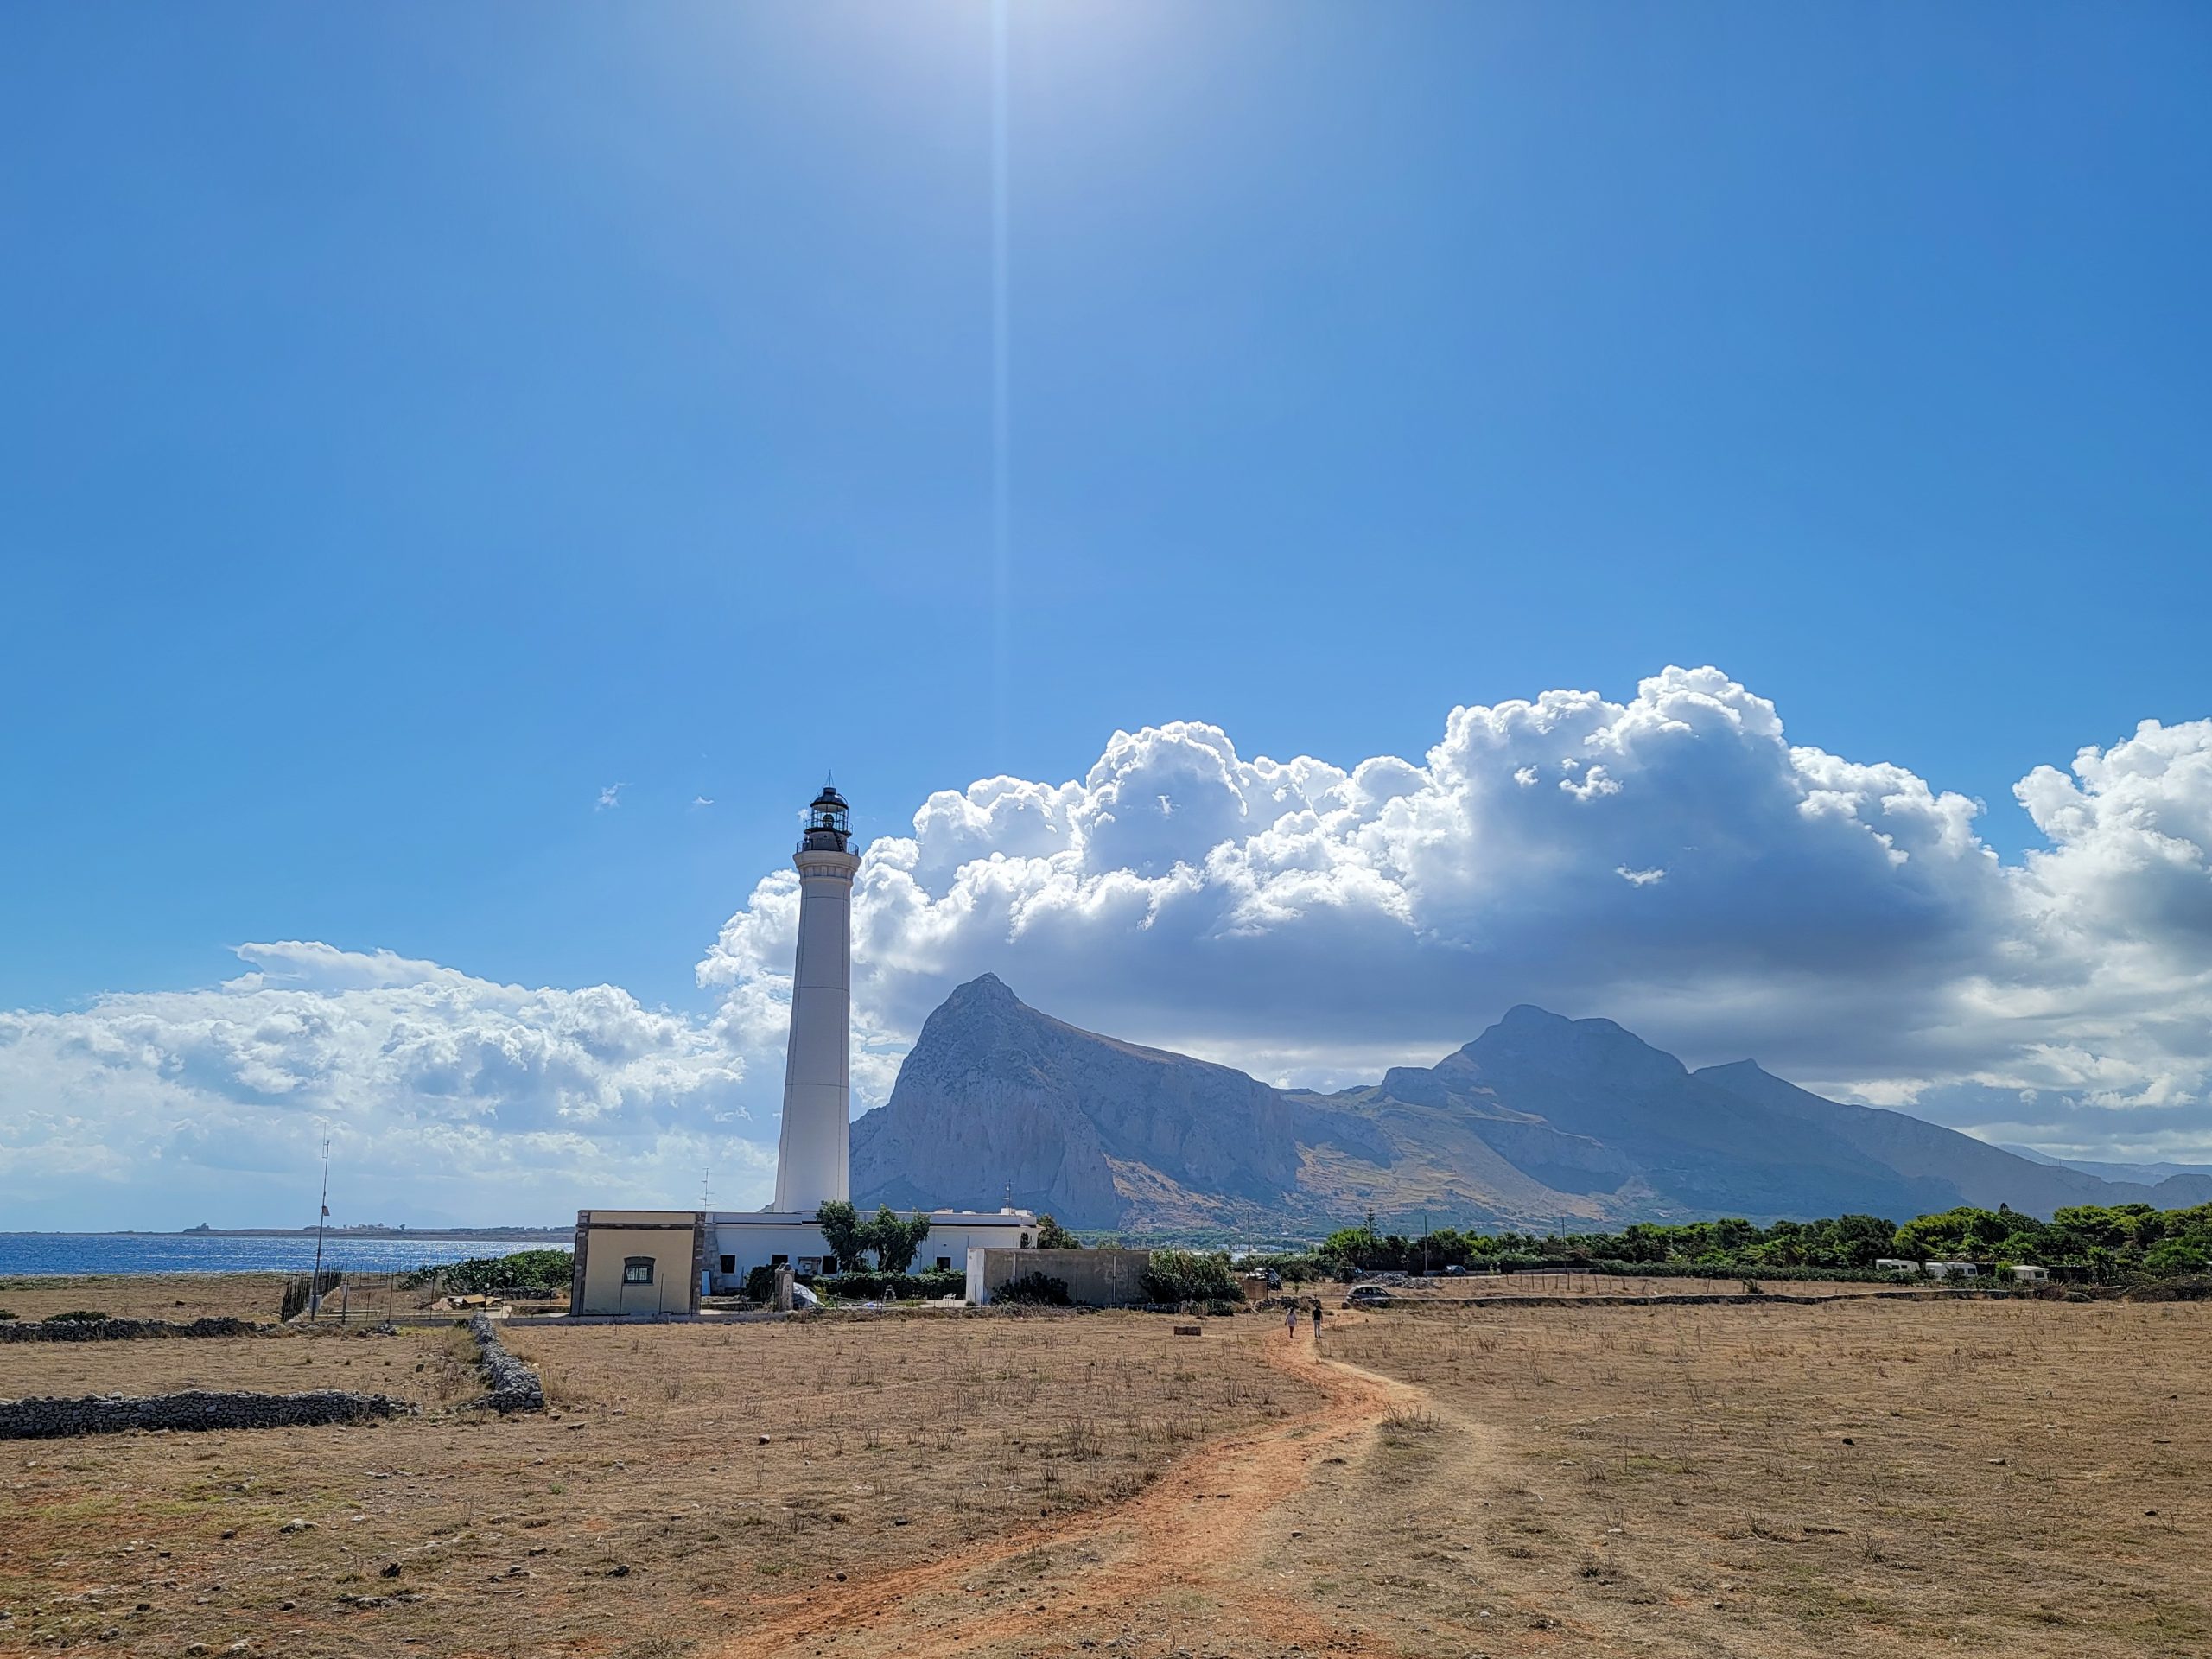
<box><xmin>607</xmin><ymin>1564</ymin><xmax>631</xmax><ymax>1578</ymax></box>
<box><xmin>378</xmin><ymin>1563</ymin><xmax>401</xmax><ymax>1579</ymax></box>
<box><xmin>280</xmin><ymin>1520</ymin><xmax>315</xmax><ymax>1535</ymax></box>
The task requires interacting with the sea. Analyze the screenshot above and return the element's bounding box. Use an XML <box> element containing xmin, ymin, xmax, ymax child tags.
<box><xmin>0</xmin><ymin>1234</ymin><xmax>564</xmax><ymax>1278</ymax></box>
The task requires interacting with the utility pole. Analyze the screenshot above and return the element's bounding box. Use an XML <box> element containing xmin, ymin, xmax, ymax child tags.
<box><xmin>309</xmin><ymin>1135</ymin><xmax>331</xmax><ymax>1324</ymax></box>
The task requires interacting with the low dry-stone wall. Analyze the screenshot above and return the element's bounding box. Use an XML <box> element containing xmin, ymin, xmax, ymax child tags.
<box><xmin>0</xmin><ymin>1317</ymin><xmax>267</xmax><ymax>1344</ymax></box>
<box><xmin>468</xmin><ymin>1314</ymin><xmax>545</xmax><ymax>1412</ymax></box>
<box><xmin>0</xmin><ymin>1389</ymin><xmax>409</xmax><ymax>1440</ymax></box>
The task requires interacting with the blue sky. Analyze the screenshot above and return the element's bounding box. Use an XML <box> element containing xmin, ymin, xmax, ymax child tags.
<box><xmin>3</xmin><ymin>5</ymin><xmax>2210</xmax><ymax>1225</ymax></box>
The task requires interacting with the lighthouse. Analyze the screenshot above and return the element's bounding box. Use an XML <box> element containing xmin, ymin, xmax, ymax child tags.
<box><xmin>772</xmin><ymin>784</ymin><xmax>861</xmax><ymax>1212</ymax></box>
<box><xmin>565</xmin><ymin>779</ymin><xmax>1043</xmax><ymax>1313</ymax></box>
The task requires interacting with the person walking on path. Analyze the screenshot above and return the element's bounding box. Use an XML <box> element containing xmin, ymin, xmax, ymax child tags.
<box><xmin>1310</xmin><ymin>1300</ymin><xmax>1324</xmax><ymax>1337</ymax></box>
<box><xmin>1285</xmin><ymin>1302</ymin><xmax>1300</xmax><ymax>1338</ymax></box>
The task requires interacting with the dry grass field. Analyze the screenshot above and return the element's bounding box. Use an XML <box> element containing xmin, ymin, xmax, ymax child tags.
<box><xmin>1372</xmin><ymin>1272</ymin><xmax>1910</xmax><ymax>1300</ymax></box>
<box><xmin>1312</xmin><ymin>1296</ymin><xmax>2212</xmax><ymax>1658</ymax></box>
<box><xmin>2</xmin><ymin>1289</ymin><xmax>2202</xmax><ymax>1659</ymax></box>
<box><xmin>0</xmin><ymin>1309</ymin><xmax>1316</xmax><ymax>1658</ymax></box>
<box><xmin>0</xmin><ymin>1274</ymin><xmax>289</xmax><ymax>1325</ymax></box>
<box><xmin>0</xmin><ymin>1326</ymin><xmax>482</xmax><ymax>1408</ymax></box>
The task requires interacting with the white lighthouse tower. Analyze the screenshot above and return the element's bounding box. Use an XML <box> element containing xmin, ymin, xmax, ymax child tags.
<box><xmin>772</xmin><ymin>784</ymin><xmax>861</xmax><ymax>1212</ymax></box>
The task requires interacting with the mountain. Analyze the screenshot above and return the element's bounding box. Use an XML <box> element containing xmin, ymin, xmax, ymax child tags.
<box><xmin>849</xmin><ymin>974</ymin><xmax>1299</xmax><ymax>1228</ymax></box>
<box><xmin>1698</xmin><ymin>1063</ymin><xmax>2212</xmax><ymax>1213</ymax></box>
<box><xmin>849</xmin><ymin>976</ymin><xmax>2198</xmax><ymax>1230</ymax></box>
<box><xmin>1999</xmin><ymin>1143</ymin><xmax>2212</xmax><ymax>1189</ymax></box>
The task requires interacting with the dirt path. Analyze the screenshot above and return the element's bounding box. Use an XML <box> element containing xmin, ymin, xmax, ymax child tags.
<box><xmin>710</xmin><ymin>1322</ymin><xmax>1421</xmax><ymax>1658</ymax></box>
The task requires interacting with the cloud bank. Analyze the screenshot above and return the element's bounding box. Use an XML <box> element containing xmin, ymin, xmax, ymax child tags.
<box><xmin>702</xmin><ymin>667</ymin><xmax>2212</xmax><ymax>1163</ymax></box>
<box><xmin>0</xmin><ymin>941</ymin><xmax>765</xmax><ymax>1229</ymax></box>
<box><xmin>7</xmin><ymin>666</ymin><xmax>2210</xmax><ymax>1225</ymax></box>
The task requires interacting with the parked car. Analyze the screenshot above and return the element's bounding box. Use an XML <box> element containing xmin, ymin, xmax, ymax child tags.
<box><xmin>1344</xmin><ymin>1285</ymin><xmax>1394</xmax><ymax>1308</ymax></box>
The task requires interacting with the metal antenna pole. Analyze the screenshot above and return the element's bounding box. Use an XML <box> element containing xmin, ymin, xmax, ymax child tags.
<box><xmin>309</xmin><ymin>1135</ymin><xmax>331</xmax><ymax>1323</ymax></box>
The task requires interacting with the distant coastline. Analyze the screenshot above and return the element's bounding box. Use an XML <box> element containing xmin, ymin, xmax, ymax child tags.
<box><xmin>5</xmin><ymin>1225</ymin><xmax>570</xmax><ymax>1240</ymax></box>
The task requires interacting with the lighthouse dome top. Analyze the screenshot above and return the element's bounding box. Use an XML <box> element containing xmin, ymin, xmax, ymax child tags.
<box><xmin>798</xmin><ymin>783</ymin><xmax>852</xmax><ymax>853</ymax></box>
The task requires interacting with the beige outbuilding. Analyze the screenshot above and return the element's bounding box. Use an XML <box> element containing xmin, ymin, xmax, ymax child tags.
<box><xmin>569</xmin><ymin>1211</ymin><xmax>704</xmax><ymax>1317</ymax></box>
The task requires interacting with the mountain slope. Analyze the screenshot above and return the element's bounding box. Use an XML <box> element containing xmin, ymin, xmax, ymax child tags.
<box><xmin>849</xmin><ymin>974</ymin><xmax>1298</xmax><ymax>1227</ymax></box>
<box><xmin>1378</xmin><ymin>1007</ymin><xmax>1953</xmax><ymax>1221</ymax></box>
<box><xmin>1700</xmin><ymin>1061</ymin><xmax>2212</xmax><ymax>1213</ymax></box>
<box><xmin>850</xmin><ymin>976</ymin><xmax>2183</xmax><ymax>1230</ymax></box>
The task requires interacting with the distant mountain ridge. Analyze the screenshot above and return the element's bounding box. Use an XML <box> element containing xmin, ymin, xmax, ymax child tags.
<box><xmin>849</xmin><ymin>976</ymin><xmax>2209</xmax><ymax>1230</ymax></box>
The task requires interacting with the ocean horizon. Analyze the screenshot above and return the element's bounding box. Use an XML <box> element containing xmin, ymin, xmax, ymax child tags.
<box><xmin>0</xmin><ymin>1233</ymin><xmax>569</xmax><ymax>1277</ymax></box>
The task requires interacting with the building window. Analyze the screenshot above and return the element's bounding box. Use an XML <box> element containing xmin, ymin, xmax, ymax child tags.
<box><xmin>936</xmin><ymin>1256</ymin><xmax>952</xmax><ymax>1273</ymax></box>
<box><xmin>770</xmin><ymin>1254</ymin><xmax>788</xmax><ymax>1267</ymax></box>
<box><xmin>621</xmin><ymin>1257</ymin><xmax>655</xmax><ymax>1286</ymax></box>
<box><xmin>1020</xmin><ymin>1234</ymin><xmax>1032</xmax><ymax>1249</ymax></box>
<box><xmin>718</xmin><ymin>1255</ymin><xmax>736</xmax><ymax>1274</ymax></box>
<box><xmin>798</xmin><ymin>1256</ymin><xmax>823</xmax><ymax>1274</ymax></box>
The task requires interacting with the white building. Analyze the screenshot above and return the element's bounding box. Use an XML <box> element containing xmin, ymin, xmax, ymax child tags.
<box><xmin>572</xmin><ymin>784</ymin><xmax>1033</xmax><ymax>1316</ymax></box>
<box><xmin>702</xmin><ymin>1207</ymin><xmax>1037</xmax><ymax>1294</ymax></box>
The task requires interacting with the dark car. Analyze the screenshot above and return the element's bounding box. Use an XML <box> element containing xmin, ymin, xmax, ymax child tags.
<box><xmin>1344</xmin><ymin>1285</ymin><xmax>1393</xmax><ymax>1308</ymax></box>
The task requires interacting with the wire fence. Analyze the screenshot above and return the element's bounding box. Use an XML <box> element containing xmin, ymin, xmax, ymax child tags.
<box><xmin>278</xmin><ymin>1262</ymin><xmax>575</xmax><ymax>1325</ymax></box>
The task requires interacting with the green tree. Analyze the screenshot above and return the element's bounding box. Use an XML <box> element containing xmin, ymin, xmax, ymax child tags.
<box><xmin>815</xmin><ymin>1199</ymin><xmax>868</xmax><ymax>1268</ymax></box>
<box><xmin>868</xmin><ymin>1205</ymin><xmax>932</xmax><ymax>1274</ymax></box>
<box><xmin>1036</xmin><ymin>1214</ymin><xmax>1082</xmax><ymax>1250</ymax></box>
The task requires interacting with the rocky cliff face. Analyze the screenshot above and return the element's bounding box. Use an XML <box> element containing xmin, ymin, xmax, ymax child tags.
<box><xmin>849</xmin><ymin>975</ymin><xmax>1299</xmax><ymax>1227</ymax></box>
<box><xmin>849</xmin><ymin>977</ymin><xmax>2171</xmax><ymax>1230</ymax></box>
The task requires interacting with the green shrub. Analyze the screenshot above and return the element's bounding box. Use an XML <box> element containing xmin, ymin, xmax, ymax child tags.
<box><xmin>742</xmin><ymin>1263</ymin><xmax>780</xmax><ymax>1304</ymax></box>
<box><xmin>44</xmin><ymin>1309</ymin><xmax>110</xmax><ymax>1324</ymax></box>
<box><xmin>995</xmin><ymin>1271</ymin><xmax>1071</xmax><ymax>1306</ymax></box>
<box><xmin>0</xmin><ymin>1310</ymin><xmax>15</xmax><ymax>1321</ymax></box>
<box><xmin>817</xmin><ymin>1270</ymin><xmax>964</xmax><ymax>1301</ymax></box>
<box><xmin>1202</xmin><ymin>1297</ymin><xmax>1242</xmax><ymax>1318</ymax></box>
<box><xmin>407</xmin><ymin>1249</ymin><xmax>574</xmax><ymax>1296</ymax></box>
<box><xmin>1140</xmin><ymin>1250</ymin><xmax>1239</xmax><ymax>1305</ymax></box>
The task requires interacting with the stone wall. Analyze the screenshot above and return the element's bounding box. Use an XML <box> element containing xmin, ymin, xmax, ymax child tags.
<box><xmin>0</xmin><ymin>1317</ymin><xmax>267</xmax><ymax>1344</ymax></box>
<box><xmin>468</xmin><ymin>1314</ymin><xmax>545</xmax><ymax>1412</ymax></box>
<box><xmin>0</xmin><ymin>1389</ymin><xmax>408</xmax><ymax>1440</ymax></box>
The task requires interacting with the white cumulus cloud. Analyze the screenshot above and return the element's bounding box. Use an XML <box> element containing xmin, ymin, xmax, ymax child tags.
<box><xmin>0</xmin><ymin>943</ymin><xmax>766</xmax><ymax>1229</ymax></box>
<box><xmin>701</xmin><ymin>667</ymin><xmax>2212</xmax><ymax>1160</ymax></box>
<box><xmin>8</xmin><ymin>665</ymin><xmax>2212</xmax><ymax>1227</ymax></box>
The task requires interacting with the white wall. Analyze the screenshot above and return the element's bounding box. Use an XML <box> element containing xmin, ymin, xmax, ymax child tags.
<box><xmin>705</xmin><ymin>1210</ymin><xmax>1034</xmax><ymax>1293</ymax></box>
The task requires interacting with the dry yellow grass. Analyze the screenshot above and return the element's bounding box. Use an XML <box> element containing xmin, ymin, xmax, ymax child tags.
<box><xmin>0</xmin><ymin>1308</ymin><xmax>1313</xmax><ymax>1658</ymax></box>
<box><xmin>0</xmin><ymin>1327</ymin><xmax>480</xmax><ymax>1408</ymax></box>
<box><xmin>1372</xmin><ymin>1271</ymin><xmax>1910</xmax><ymax>1300</ymax></box>
<box><xmin>1311</xmin><ymin>1296</ymin><xmax>2212</xmax><ymax>1657</ymax></box>
<box><xmin>4</xmin><ymin>1289</ymin><xmax>2202</xmax><ymax>1659</ymax></box>
<box><xmin>0</xmin><ymin>1274</ymin><xmax>289</xmax><ymax>1325</ymax></box>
